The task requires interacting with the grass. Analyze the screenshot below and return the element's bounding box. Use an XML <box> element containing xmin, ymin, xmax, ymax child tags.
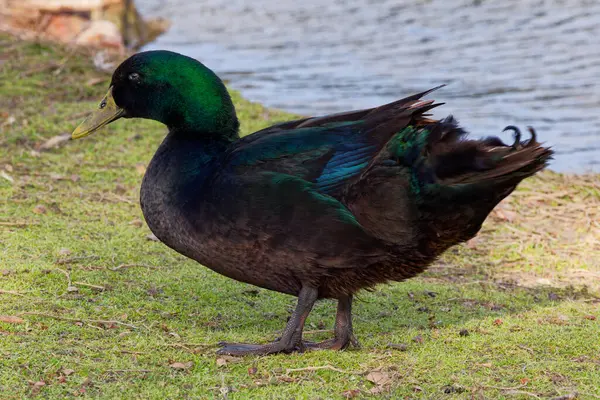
<box><xmin>1</xmin><ymin>34</ymin><xmax>599</xmax><ymax>399</ymax></box>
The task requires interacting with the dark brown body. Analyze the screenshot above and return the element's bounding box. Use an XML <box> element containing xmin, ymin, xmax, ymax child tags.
<box><xmin>140</xmin><ymin>94</ymin><xmax>552</xmax><ymax>300</ymax></box>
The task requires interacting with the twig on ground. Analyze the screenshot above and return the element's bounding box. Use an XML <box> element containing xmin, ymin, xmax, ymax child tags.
<box><xmin>109</xmin><ymin>263</ymin><xmax>156</xmax><ymax>271</ymax></box>
<box><xmin>480</xmin><ymin>384</ymin><xmax>527</xmax><ymax>391</ymax></box>
<box><xmin>105</xmin><ymin>369</ymin><xmax>153</xmax><ymax>373</ymax></box>
<box><xmin>518</xmin><ymin>344</ymin><xmax>535</xmax><ymax>355</ymax></box>
<box><xmin>551</xmin><ymin>394</ymin><xmax>578</xmax><ymax>400</ymax></box>
<box><xmin>579</xmin><ymin>393</ymin><xmax>600</xmax><ymax>399</ymax></box>
<box><xmin>19</xmin><ymin>311</ymin><xmax>139</xmax><ymax>330</ymax></box>
<box><xmin>55</xmin><ymin>255</ymin><xmax>99</xmax><ymax>265</ymax></box>
<box><xmin>161</xmin><ymin>343</ymin><xmax>218</xmax><ymax>352</ymax></box>
<box><xmin>19</xmin><ymin>62</ymin><xmax>61</xmax><ymax>77</ymax></box>
<box><xmin>0</xmin><ymin>289</ymin><xmax>26</xmax><ymax>297</ymax></box>
<box><xmin>73</xmin><ymin>281</ymin><xmax>105</xmax><ymax>291</ymax></box>
<box><xmin>0</xmin><ymin>221</ymin><xmax>39</xmax><ymax>227</ymax></box>
<box><xmin>504</xmin><ymin>390</ymin><xmax>540</xmax><ymax>398</ymax></box>
<box><xmin>54</xmin><ymin>267</ymin><xmax>78</xmax><ymax>293</ymax></box>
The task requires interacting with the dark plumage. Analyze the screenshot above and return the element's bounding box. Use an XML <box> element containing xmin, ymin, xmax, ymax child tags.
<box><xmin>72</xmin><ymin>50</ymin><xmax>553</xmax><ymax>355</ymax></box>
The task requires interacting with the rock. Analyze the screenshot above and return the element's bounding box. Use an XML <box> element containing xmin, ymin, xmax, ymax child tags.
<box><xmin>76</xmin><ymin>20</ymin><xmax>122</xmax><ymax>50</ymax></box>
<box><xmin>1</xmin><ymin>0</ymin><xmax>169</xmax><ymax>51</ymax></box>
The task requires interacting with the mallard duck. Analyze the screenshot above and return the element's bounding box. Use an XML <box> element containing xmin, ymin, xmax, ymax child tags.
<box><xmin>72</xmin><ymin>50</ymin><xmax>552</xmax><ymax>356</ymax></box>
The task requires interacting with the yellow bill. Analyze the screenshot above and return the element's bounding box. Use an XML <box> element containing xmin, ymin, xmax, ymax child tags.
<box><xmin>71</xmin><ymin>87</ymin><xmax>125</xmax><ymax>139</ymax></box>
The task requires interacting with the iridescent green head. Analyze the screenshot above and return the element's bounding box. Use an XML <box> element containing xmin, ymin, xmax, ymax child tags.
<box><xmin>72</xmin><ymin>50</ymin><xmax>239</xmax><ymax>140</ymax></box>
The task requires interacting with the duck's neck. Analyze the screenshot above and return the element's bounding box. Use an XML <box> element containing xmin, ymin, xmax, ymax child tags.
<box><xmin>158</xmin><ymin>127</ymin><xmax>235</xmax><ymax>174</ymax></box>
<box><xmin>142</xmin><ymin>128</ymin><xmax>232</xmax><ymax>212</ymax></box>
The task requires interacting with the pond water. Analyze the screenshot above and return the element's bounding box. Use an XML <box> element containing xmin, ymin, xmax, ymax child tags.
<box><xmin>139</xmin><ymin>0</ymin><xmax>600</xmax><ymax>172</ymax></box>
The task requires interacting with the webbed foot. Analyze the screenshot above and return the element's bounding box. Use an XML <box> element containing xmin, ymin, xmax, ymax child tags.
<box><xmin>304</xmin><ymin>333</ymin><xmax>360</xmax><ymax>351</ymax></box>
<box><xmin>217</xmin><ymin>340</ymin><xmax>303</xmax><ymax>356</ymax></box>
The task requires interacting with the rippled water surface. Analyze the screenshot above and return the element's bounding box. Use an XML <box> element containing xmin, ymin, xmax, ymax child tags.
<box><xmin>139</xmin><ymin>0</ymin><xmax>600</xmax><ymax>172</ymax></box>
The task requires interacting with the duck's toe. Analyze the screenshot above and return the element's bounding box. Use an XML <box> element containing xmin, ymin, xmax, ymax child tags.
<box><xmin>303</xmin><ymin>333</ymin><xmax>360</xmax><ymax>351</ymax></box>
<box><xmin>217</xmin><ymin>340</ymin><xmax>301</xmax><ymax>356</ymax></box>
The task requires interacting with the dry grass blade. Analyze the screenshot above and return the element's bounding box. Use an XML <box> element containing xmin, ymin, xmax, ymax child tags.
<box><xmin>286</xmin><ymin>365</ymin><xmax>359</xmax><ymax>375</ymax></box>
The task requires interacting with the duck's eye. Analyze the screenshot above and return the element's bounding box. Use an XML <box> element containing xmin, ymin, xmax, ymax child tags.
<box><xmin>99</xmin><ymin>99</ymin><xmax>107</xmax><ymax>109</ymax></box>
<box><xmin>128</xmin><ymin>72</ymin><xmax>140</xmax><ymax>82</ymax></box>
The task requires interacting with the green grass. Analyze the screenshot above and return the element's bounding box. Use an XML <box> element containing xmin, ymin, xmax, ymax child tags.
<box><xmin>1</xmin><ymin>34</ymin><xmax>599</xmax><ymax>399</ymax></box>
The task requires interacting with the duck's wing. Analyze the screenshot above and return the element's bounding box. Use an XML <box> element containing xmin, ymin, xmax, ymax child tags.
<box><xmin>226</xmin><ymin>86</ymin><xmax>444</xmax><ymax>198</ymax></box>
<box><xmin>211</xmin><ymin>170</ymin><xmax>389</xmax><ymax>270</ymax></box>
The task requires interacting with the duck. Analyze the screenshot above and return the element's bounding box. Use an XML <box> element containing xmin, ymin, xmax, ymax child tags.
<box><xmin>71</xmin><ymin>50</ymin><xmax>553</xmax><ymax>356</ymax></box>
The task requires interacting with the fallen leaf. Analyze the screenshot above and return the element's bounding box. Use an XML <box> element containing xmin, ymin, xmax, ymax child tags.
<box><xmin>39</xmin><ymin>134</ymin><xmax>71</xmax><ymax>150</ymax></box>
<box><xmin>475</xmin><ymin>362</ymin><xmax>492</xmax><ymax>368</ymax></box>
<box><xmin>366</xmin><ymin>371</ymin><xmax>391</xmax><ymax>386</ymax></box>
<box><xmin>169</xmin><ymin>361</ymin><xmax>193</xmax><ymax>370</ymax></box>
<box><xmin>247</xmin><ymin>366</ymin><xmax>257</xmax><ymax>375</ymax></box>
<box><xmin>146</xmin><ymin>233</ymin><xmax>159</xmax><ymax>242</ymax></box>
<box><xmin>135</xmin><ymin>163</ymin><xmax>147</xmax><ymax>175</ymax></box>
<box><xmin>0</xmin><ymin>315</ymin><xmax>24</xmax><ymax>324</ymax></box>
<box><xmin>387</xmin><ymin>343</ymin><xmax>408</xmax><ymax>351</ymax></box>
<box><xmin>494</xmin><ymin>209</ymin><xmax>517</xmax><ymax>222</ymax></box>
<box><xmin>4</xmin><ymin>164</ymin><xmax>13</xmax><ymax>172</ymax></box>
<box><xmin>459</xmin><ymin>329</ymin><xmax>469</xmax><ymax>337</ymax></box>
<box><xmin>32</xmin><ymin>204</ymin><xmax>47</xmax><ymax>214</ymax></box>
<box><xmin>368</xmin><ymin>385</ymin><xmax>387</xmax><ymax>394</ymax></box>
<box><xmin>466</xmin><ymin>237</ymin><xmax>478</xmax><ymax>249</ymax></box>
<box><xmin>70</xmin><ymin>174</ymin><xmax>80</xmax><ymax>182</ymax></box>
<box><xmin>341</xmin><ymin>389</ymin><xmax>361</xmax><ymax>398</ymax></box>
<box><xmin>30</xmin><ymin>380</ymin><xmax>45</xmax><ymax>395</ymax></box>
<box><xmin>412</xmin><ymin>334</ymin><xmax>424</xmax><ymax>344</ymax></box>
<box><xmin>58</xmin><ymin>248</ymin><xmax>71</xmax><ymax>256</ymax></box>
<box><xmin>520</xmin><ymin>377</ymin><xmax>530</xmax><ymax>385</ymax></box>
<box><xmin>62</xmin><ymin>368</ymin><xmax>75</xmax><ymax>376</ymax></box>
<box><xmin>114</xmin><ymin>183</ymin><xmax>127</xmax><ymax>194</ymax></box>
<box><xmin>67</xmin><ymin>285</ymin><xmax>79</xmax><ymax>293</ymax></box>
<box><xmin>493</xmin><ymin>318</ymin><xmax>503</xmax><ymax>326</ymax></box>
<box><xmin>129</xmin><ymin>218</ymin><xmax>143</xmax><ymax>227</ymax></box>
<box><xmin>584</xmin><ymin>315</ymin><xmax>597</xmax><ymax>321</ymax></box>
<box><xmin>3</xmin><ymin>115</ymin><xmax>16</xmax><ymax>126</ymax></box>
<box><xmin>0</xmin><ymin>170</ymin><xmax>14</xmax><ymax>183</ymax></box>
<box><xmin>216</xmin><ymin>358</ymin><xmax>228</xmax><ymax>367</ymax></box>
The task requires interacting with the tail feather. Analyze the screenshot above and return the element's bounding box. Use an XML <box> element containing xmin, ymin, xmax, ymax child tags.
<box><xmin>403</xmin><ymin>119</ymin><xmax>553</xmax><ymax>247</ymax></box>
<box><xmin>428</xmin><ymin>123</ymin><xmax>553</xmax><ymax>189</ymax></box>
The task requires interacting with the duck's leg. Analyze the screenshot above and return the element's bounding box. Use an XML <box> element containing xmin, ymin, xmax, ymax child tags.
<box><xmin>217</xmin><ymin>286</ymin><xmax>318</xmax><ymax>356</ymax></box>
<box><xmin>305</xmin><ymin>295</ymin><xmax>360</xmax><ymax>350</ymax></box>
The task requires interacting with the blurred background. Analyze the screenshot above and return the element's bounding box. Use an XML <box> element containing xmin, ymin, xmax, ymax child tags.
<box><xmin>137</xmin><ymin>0</ymin><xmax>599</xmax><ymax>173</ymax></box>
<box><xmin>3</xmin><ymin>0</ymin><xmax>599</xmax><ymax>172</ymax></box>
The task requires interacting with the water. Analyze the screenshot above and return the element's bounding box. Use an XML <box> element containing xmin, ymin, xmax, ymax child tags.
<box><xmin>138</xmin><ymin>0</ymin><xmax>600</xmax><ymax>172</ymax></box>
